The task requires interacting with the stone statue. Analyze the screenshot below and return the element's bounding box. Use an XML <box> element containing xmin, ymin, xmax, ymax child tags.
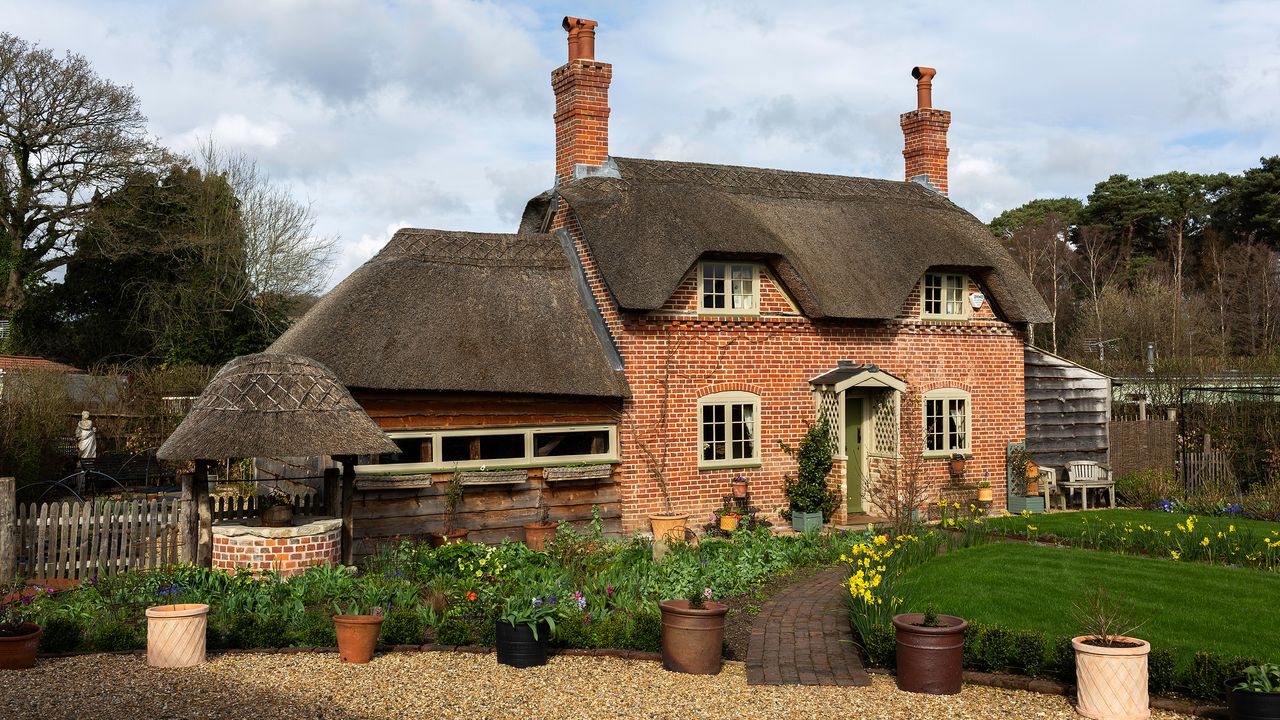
<box><xmin>76</xmin><ymin>410</ymin><xmax>98</xmax><ymax>462</ymax></box>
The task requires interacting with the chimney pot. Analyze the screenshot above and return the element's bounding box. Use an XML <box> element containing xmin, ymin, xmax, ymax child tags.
<box><xmin>562</xmin><ymin>16</ymin><xmax>599</xmax><ymax>61</ymax></box>
<box><xmin>911</xmin><ymin>66</ymin><xmax>936</xmax><ymax>109</ymax></box>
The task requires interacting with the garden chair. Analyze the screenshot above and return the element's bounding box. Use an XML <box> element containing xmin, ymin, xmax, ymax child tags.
<box><xmin>1063</xmin><ymin>461</ymin><xmax>1115</xmax><ymax>510</ymax></box>
<box><xmin>1039</xmin><ymin>467</ymin><xmax>1065</xmax><ymax>511</ymax></box>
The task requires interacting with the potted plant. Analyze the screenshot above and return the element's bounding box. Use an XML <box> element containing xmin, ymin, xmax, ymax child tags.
<box><xmin>431</xmin><ymin>471</ymin><xmax>469</xmax><ymax>547</ymax></box>
<box><xmin>1071</xmin><ymin>588</ymin><xmax>1150</xmax><ymax>720</ymax></box>
<box><xmin>496</xmin><ymin>591</ymin><xmax>560</xmax><ymax>668</ymax></box>
<box><xmin>333</xmin><ymin>603</ymin><xmax>383</xmax><ymax>664</ymax></box>
<box><xmin>1227</xmin><ymin>664</ymin><xmax>1280</xmax><ymax>720</ymax></box>
<box><xmin>259</xmin><ymin>492</ymin><xmax>294</xmax><ymax>527</ymax></box>
<box><xmin>659</xmin><ymin>587</ymin><xmax>727</xmax><ymax>675</ymax></box>
<box><xmin>731</xmin><ymin>474</ymin><xmax>748</xmax><ymax>499</ymax></box>
<box><xmin>523</xmin><ymin>487</ymin><xmax>558</xmax><ymax>552</ymax></box>
<box><xmin>145</xmin><ymin>584</ymin><xmax>210</xmax><ymax>668</ymax></box>
<box><xmin>976</xmin><ymin>480</ymin><xmax>993</xmax><ymax>503</ymax></box>
<box><xmin>891</xmin><ymin>605</ymin><xmax>968</xmax><ymax>694</ymax></box>
<box><xmin>0</xmin><ymin>581</ymin><xmax>45</xmax><ymax>670</ymax></box>
<box><xmin>781</xmin><ymin>419</ymin><xmax>836</xmax><ymax>533</ymax></box>
<box><xmin>716</xmin><ymin>505</ymin><xmax>742</xmax><ymax>532</ymax></box>
<box><xmin>949</xmin><ymin>453</ymin><xmax>967</xmax><ymax>476</ymax></box>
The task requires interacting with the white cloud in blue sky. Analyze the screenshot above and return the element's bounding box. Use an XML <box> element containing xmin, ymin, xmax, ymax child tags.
<box><xmin>8</xmin><ymin>0</ymin><xmax>1280</xmax><ymax>286</ymax></box>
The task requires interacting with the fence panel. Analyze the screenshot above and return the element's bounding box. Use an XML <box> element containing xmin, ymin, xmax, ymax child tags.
<box><xmin>1181</xmin><ymin>449</ymin><xmax>1235</xmax><ymax>492</ymax></box>
<box><xmin>10</xmin><ymin>497</ymin><xmax>182</xmax><ymax>580</ymax></box>
<box><xmin>209</xmin><ymin>493</ymin><xmax>321</xmax><ymax>523</ymax></box>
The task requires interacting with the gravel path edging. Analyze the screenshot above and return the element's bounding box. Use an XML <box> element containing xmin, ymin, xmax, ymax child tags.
<box><xmin>37</xmin><ymin>644</ymin><xmax>664</xmax><ymax>663</ymax></box>
<box><xmin>867</xmin><ymin>667</ymin><xmax>1221</xmax><ymax>717</ymax></box>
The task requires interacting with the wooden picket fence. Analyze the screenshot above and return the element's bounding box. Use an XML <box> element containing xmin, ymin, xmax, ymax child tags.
<box><xmin>14</xmin><ymin>498</ymin><xmax>183</xmax><ymax>580</ymax></box>
<box><xmin>210</xmin><ymin>493</ymin><xmax>323</xmax><ymax>523</ymax></box>
<box><xmin>1181</xmin><ymin>449</ymin><xmax>1235</xmax><ymax>491</ymax></box>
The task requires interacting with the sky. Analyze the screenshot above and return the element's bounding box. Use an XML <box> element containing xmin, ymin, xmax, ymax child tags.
<box><xmin>9</xmin><ymin>0</ymin><xmax>1280</xmax><ymax>287</ymax></box>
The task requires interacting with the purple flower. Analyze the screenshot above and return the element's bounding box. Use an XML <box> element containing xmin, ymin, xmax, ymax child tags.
<box><xmin>605</xmin><ymin>586</ymin><xmax>614</xmax><ymax>597</ymax></box>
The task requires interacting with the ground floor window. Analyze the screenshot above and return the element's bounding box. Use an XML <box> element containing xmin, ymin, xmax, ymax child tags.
<box><xmin>355</xmin><ymin>424</ymin><xmax>617</xmax><ymax>474</ymax></box>
<box><xmin>924</xmin><ymin>389</ymin><xmax>970</xmax><ymax>455</ymax></box>
<box><xmin>699</xmin><ymin>391</ymin><xmax>760</xmax><ymax>468</ymax></box>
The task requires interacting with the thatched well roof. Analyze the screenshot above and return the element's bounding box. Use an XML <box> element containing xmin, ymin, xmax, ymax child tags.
<box><xmin>157</xmin><ymin>353</ymin><xmax>397</xmax><ymax>460</ymax></box>
<box><xmin>268</xmin><ymin>230</ymin><xmax>629</xmax><ymax>398</ymax></box>
<box><xmin>544</xmin><ymin>157</ymin><xmax>1052</xmax><ymax>324</ymax></box>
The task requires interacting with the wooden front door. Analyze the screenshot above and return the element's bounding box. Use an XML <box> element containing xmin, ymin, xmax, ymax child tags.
<box><xmin>845</xmin><ymin>395</ymin><xmax>864</xmax><ymax>514</ymax></box>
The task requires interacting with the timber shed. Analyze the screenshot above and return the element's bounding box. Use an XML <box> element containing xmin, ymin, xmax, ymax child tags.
<box><xmin>1024</xmin><ymin>346</ymin><xmax>1112</xmax><ymax>478</ymax></box>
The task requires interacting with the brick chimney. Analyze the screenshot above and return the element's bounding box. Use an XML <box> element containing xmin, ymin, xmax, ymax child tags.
<box><xmin>900</xmin><ymin>66</ymin><xmax>951</xmax><ymax>195</ymax></box>
<box><xmin>552</xmin><ymin>16</ymin><xmax>611</xmax><ymax>184</ymax></box>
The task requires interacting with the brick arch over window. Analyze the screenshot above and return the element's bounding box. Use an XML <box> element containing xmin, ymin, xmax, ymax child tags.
<box><xmin>696</xmin><ymin>382</ymin><xmax>767</xmax><ymax>398</ymax></box>
<box><xmin>917</xmin><ymin>379</ymin><xmax>974</xmax><ymax>394</ymax></box>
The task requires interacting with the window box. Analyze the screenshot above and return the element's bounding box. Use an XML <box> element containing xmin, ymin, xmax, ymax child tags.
<box><xmin>544</xmin><ymin>464</ymin><xmax>614</xmax><ymax>482</ymax></box>
<box><xmin>354</xmin><ymin>474</ymin><xmax>436</xmax><ymax>491</ymax></box>
<box><xmin>459</xmin><ymin>469</ymin><xmax>528</xmax><ymax>486</ymax></box>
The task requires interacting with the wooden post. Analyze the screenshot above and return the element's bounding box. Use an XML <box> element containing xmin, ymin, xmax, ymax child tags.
<box><xmin>0</xmin><ymin>477</ymin><xmax>15</xmax><ymax>584</ymax></box>
<box><xmin>323</xmin><ymin>466</ymin><xmax>340</xmax><ymax>518</ymax></box>
<box><xmin>336</xmin><ymin>455</ymin><xmax>355</xmax><ymax>566</ymax></box>
<box><xmin>179</xmin><ymin>472</ymin><xmax>194</xmax><ymax>563</ymax></box>
<box><xmin>195</xmin><ymin>460</ymin><xmax>213</xmax><ymax>568</ymax></box>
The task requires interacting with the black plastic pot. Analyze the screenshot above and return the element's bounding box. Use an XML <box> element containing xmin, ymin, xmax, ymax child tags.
<box><xmin>1227</xmin><ymin>679</ymin><xmax>1280</xmax><ymax>720</ymax></box>
<box><xmin>495</xmin><ymin>620</ymin><xmax>550</xmax><ymax>668</ymax></box>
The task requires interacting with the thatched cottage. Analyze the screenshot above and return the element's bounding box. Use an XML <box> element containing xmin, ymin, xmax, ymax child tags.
<box><xmin>270</xmin><ymin>17</ymin><xmax>1050</xmax><ymax>553</ymax></box>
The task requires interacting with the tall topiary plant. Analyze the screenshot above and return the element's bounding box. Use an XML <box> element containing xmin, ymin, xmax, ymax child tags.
<box><xmin>781</xmin><ymin>418</ymin><xmax>838</xmax><ymax>520</ymax></box>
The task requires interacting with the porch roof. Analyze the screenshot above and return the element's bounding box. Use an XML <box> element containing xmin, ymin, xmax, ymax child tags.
<box><xmin>809</xmin><ymin>362</ymin><xmax>906</xmax><ymax>393</ymax></box>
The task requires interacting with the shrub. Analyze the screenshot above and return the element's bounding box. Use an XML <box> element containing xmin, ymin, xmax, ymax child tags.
<box><xmin>434</xmin><ymin>616</ymin><xmax>473</xmax><ymax>646</ymax></box>
<box><xmin>781</xmin><ymin>419</ymin><xmax>838</xmax><ymax>520</ymax></box>
<box><xmin>380</xmin><ymin>609</ymin><xmax>425</xmax><ymax>646</ymax></box>
<box><xmin>286</xmin><ymin>611</ymin><xmax>336</xmax><ymax>647</ymax></box>
<box><xmin>1115</xmin><ymin>469</ymin><xmax>1178</xmax><ymax>508</ymax></box>
<box><xmin>88</xmin><ymin>620</ymin><xmax>144</xmax><ymax>651</ymax></box>
<box><xmin>225</xmin><ymin>612</ymin><xmax>289</xmax><ymax>649</ymax></box>
<box><xmin>1184</xmin><ymin>651</ymin><xmax>1260</xmax><ymax>700</ymax></box>
<box><xmin>38</xmin><ymin>616</ymin><xmax>84</xmax><ymax>653</ymax></box>
<box><xmin>859</xmin><ymin>623</ymin><xmax>895</xmax><ymax>668</ymax></box>
<box><xmin>624</xmin><ymin>610</ymin><xmax>661</xmax><ymax>652</ymax></box>
<box><xmin>1148</xmin><ymin>647</ymin><xmax>1177</xmax><ymax>695</ymax></box>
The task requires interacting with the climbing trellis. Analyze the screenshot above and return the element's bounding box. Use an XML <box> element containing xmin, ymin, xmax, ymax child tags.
<box><xmin>870</xmin><ymin>392</ymin><xmax>899</xmax><ymax>457</ymax></box>
<box><xmin>814</xmin><ymin>389</ymin><xmax>841</xmax><ymax>451</ymax></box>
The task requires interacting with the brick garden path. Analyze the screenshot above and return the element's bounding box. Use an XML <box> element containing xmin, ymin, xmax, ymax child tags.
<box><xmin>744</xmin><ymin>566</ymin><xmax>870</xmax><ymax>686</ymax></box>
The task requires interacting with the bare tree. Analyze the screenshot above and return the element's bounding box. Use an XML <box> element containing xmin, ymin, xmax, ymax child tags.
<box><xmin>0</xmin><ymin>33</ymin><xmax>156</xmax><ymax>314</ymax></box>
<box><xmin>196</xmin><ymin>140</ymin><xmax>335</xmax><ymax>301</ymax></box>
<box><xmin>1069</xmin><ymin>225</ymin><xmax>1124</xmax><ymax>354</ymax></box>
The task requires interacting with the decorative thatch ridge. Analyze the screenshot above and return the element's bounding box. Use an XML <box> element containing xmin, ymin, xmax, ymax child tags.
<box><xmin>545</xmin><ymin>156</ymin><xmax>1052</xmax><ymax>324</ymax></box>
<box><xmin>157</xmin><ymin>353</ymin><xmax>398</xmax><ymax>460</ymax></box>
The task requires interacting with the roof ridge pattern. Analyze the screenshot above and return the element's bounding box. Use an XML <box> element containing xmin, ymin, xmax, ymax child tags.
<box><xmin>384</xmin><ymin>229</ymin><xmax>564</xmax><ymax>268</ymax></box>
<box><xmin>605</xmin><ymin>157</ymin><xmax>950</xmax><ymax>206</ymax></box>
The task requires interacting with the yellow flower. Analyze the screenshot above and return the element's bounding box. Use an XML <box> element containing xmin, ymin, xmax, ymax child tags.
<box><xmin>1164</xmin><ymin>530</ymin><xmax>1171</xmax><ymax>537</ymax></box>
<box><xmin>1026</xmin><ymin>525</ymin><xmax>1038</xmax><ymax>532</ymax></box>
<box><xmin>874</xmin><ymin>534</ymin><xmax>888</xmax><ymax>546</ymax></box>
<box><xmin>953</xmin><ymin>502</ymin><xmax>961</xmax><ymax>509</ymax></box>
<box><xmin>1200</xmin><ymin>536</ymin><xmax>1210</xmax><ymax>547</ymax></box>
<box><xmin>1170</xmin><ymin>550</ymin><xmax>1181</xmax><ymax>560</ymax></box>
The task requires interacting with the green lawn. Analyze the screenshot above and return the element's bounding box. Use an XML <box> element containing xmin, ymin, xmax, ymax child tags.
<box><xmin>905</xmin><ymin>542</ymin><xmax>1280</xmax><ymax>663</ymax></box>
<box><xmin>988</xmin><ymin>509</ymin><xmax>1280</xmax><ymax>538</ymax></box>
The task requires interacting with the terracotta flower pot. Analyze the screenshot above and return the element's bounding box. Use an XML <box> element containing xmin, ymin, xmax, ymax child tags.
<box><xmin>523</xmin><ymin>521</ymin><xmax>558</xmax><ymax>552</ymax></box>
<box><xmin>649</xmin><ymin>513</ymin><xmax>688</xmax><ymax>560</ymax></box>
<box><xmin>1226</xmin><ymin>678</ymin><xmax>1280</xmax><ymax>720</ymax></box>
<box><xmin>977</xmin><ymin>486</ymin><xmax>993</xmax><ymax>503</ymax></box>
<box><xmin>146</xmin><ymin>603</ymin><xmax>209</xmax><ymax>668</ymax></box>
<box><xmin>731</xmin><ymin>480</ymin><xmax>748</xmax><ymax>499</ymax></box>
<box><xmin>718</xmin><ymin>514</ymin><xmax>741</xmax><ymax>532</ymax></box>
<box><xmin>949</xmin><ymin>458</ymin><xmax>966</xmax><ymax>475</ymax></box>
<box><xmin>892</xmin><ymin>613</ymin><xmax>968</xmax><ymax>694</ymax></box>
<box><xmin>334</xmin><ymin>614</ymin><xmax>384</xmax><ymax>663</ymax></box>
<box><xmin>659</xmin><ymin>600</ymin><xmax>728</xmax><ymax>675</ymax></box>
<box><xmin>0</xmin><ymin>623</ymin><xmax>41</xmax><ymax>670</ymax></box>
<box><xmin>261</xmin><ymin>504</ymin><xmax>293</xmax><ymax>528</ymax></box>
<box><xmin>429</xmin><ymin>529</ymin><xmax>469</xmax><ymax>548</ymax></box>
<box><xmin>1072</xmin><ymin>635</ymin><xmax>1151</xmax><ymax>720</ymax></box>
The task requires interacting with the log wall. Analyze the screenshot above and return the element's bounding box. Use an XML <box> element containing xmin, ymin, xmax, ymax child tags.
<box><xmin>349</xmin><ymin>391</ymin><xmax>624</xmax><ymax>561</ymax></box>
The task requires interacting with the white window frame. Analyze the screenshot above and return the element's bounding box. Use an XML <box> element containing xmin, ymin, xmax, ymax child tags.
<box><xmin>353</xmin><ymin>424</ymin><xmax>618</xmax><ymax>475</ymax></box>
<box><xmin>921</xmin><ymin>272</ymin><xmax>970</xmax><ymax>320</ymax></box>
<box><xmin>698</xmin><ymin>261</ymin><xmax>760</xmax><ymax>316</ymax></box>
<box><xmin>922</xmin><ymin>389</ymin><xmax>971</xmax><ymax>457</ymax></box>
<box><xmin>698</xmin><ymin>390</ymin><xmax>761</xmax><ymax>469</ymax></box>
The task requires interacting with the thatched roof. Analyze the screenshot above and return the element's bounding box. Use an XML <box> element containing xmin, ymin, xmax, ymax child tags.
<box><xmin>157</xmin><ymin>353</ymin><xmax>397</xmax><ymax>460</ymax></box>
<box><xmin>267</xmin><ymin>230</ymin><xmax>629</xmax><ymax>398</ymax></box>
<box><xmin>546</xmin><ymin>157</ymin><xmax>1052</xmax><ymax>324</ymax></box>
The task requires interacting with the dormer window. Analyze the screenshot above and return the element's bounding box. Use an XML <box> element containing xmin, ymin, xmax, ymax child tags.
<box><xmin>922</xmin><ymin>272</ymin><xmax>968</xmax><ymax>319</ymax></box>
<box><xmin>699</xmin><ymin>261</ymin><xmax>759</xmax><ymax>315</ymax></box>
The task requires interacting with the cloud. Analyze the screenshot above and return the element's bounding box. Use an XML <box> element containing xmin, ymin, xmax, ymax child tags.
<box><xmin>6</xmin><ymin>0</ymin><xmax>1280</xmax><ymax>290</ymax></box>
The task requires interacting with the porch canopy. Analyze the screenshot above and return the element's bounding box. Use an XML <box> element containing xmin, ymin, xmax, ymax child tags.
<box><xmin>809</xmin><ymin>361</ymin><xmax>906</xmax><ymax>394</ymax></box>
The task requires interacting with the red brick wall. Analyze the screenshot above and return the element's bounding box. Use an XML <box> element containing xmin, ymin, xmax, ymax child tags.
<box><xmin>900</xmin><ymin>108</ymin><xmax>951</xmax><ymax>195</ymax></box>
<box><xmin>554</xmin><ymin>206</ymin><xmax>1026</xmax><ymax>533</ymax></box>
<box><xmin>553</xmin><ymin>60</ymin><xmax>612</xmax><ymax>184</ymax></box>
<box><xmin>212</xmin><ymin>529</ymin><xmax>340</xmax><ymax>577</ymax></box>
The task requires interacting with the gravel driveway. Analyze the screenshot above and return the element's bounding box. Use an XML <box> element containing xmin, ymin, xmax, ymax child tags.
<box><xmin>0</xmin><ymin>651</ymin><xmax>1191</xmax><ymax>720</ymax></box>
